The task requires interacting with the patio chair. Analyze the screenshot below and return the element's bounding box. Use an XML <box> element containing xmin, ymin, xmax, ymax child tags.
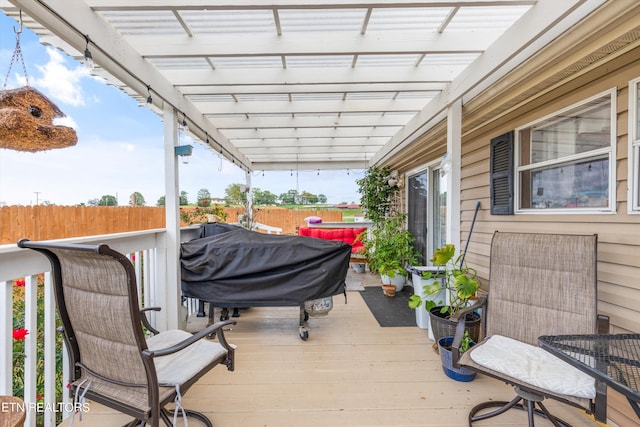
<box><xmin>450</xmin><ymin>231</ymin><xmax>609</xmax><ymax>426</ymax></box>
<box><xmin>18</xmin><ymin>239</ymin><xmax>236</xmax><ymax>427</ymax></box>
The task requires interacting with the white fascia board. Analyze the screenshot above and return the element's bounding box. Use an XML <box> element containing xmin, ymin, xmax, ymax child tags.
<box><xmin>8</xmin><ymin>0</ymin><xmax>250</xmax><ymax>169</ymax></box>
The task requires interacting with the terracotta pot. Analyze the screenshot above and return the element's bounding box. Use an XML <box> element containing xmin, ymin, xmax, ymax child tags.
<box><xmin>382</xmin><ymin>284</ymin><xmax>397</xmax><ymax>297</ymax></box>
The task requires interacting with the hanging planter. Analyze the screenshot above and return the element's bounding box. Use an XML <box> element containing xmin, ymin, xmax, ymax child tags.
<box><xmin>0</xmin><ymin>16</ymin><xmax>77</xmax><ymax>152</ymax></box>
<box><xmin>0</xmin><ymin>86</ymin><xmax>78</xmax><ymax>152</ymax></box>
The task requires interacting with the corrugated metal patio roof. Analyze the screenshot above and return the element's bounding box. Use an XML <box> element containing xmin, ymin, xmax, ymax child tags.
<box><xmin>0</xmin><ymin>0</ymin><xmax>606</xmax><ymax>172</ymax></box>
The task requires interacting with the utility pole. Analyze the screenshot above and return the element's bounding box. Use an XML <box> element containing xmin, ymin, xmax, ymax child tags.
<box><xmin>34</xmin><ymin>191</ymin><xmax>41</xmax><ymax>205</ymax></box>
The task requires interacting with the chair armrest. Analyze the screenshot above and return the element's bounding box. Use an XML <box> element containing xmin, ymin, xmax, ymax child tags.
<box><xmin>140</xmin><ymin>307</ymin><xmax>161</xmax><ymax>336</ymax></box>
<box><xmin>450</xmin><ymin>294</ymin><xmax>487</xmax><ymax>368</ymax></box>
<box><xmin>144</xmin><ymin>319</ymin><xmax>237</xmax><ymax>359</ymax></box>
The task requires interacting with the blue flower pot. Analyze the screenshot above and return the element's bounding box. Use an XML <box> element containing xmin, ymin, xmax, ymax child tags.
<box><xmin>438</xmin><ymin>337</ymin><xmax>477</xmax><ymax>382</ymax></box>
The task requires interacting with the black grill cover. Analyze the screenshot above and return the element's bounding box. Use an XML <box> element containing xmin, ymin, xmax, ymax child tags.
<box><xmin>180</xmin><ymin>223</ymin><xmax>350</xmax><ymax>305</ymax></box>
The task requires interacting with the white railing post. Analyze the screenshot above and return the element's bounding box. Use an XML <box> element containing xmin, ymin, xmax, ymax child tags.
<box><xmin>43</xmin><ymin>272</ymin><xmax>56</xmax><ymax>427</ymax></box>
<box><xmin>0</xmin><ymin>280</ymin><xmax>12</xmax><ymax>395</ymax></box>
<box><xmin>24</xmin><ymin>274</ymin><xmax>38</xmax><ymax>427</ymax></box>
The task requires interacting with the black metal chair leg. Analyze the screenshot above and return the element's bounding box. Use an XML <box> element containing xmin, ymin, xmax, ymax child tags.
<box><xmin>469</xmin><ymin>396</ymin><xmax>523</xmax><ymax>424</ymax></box>
<box><xmin>536</xmin><ymin>401</ymin><xmax>572</xmax><ymax>427</ymax></box>
<box><xmin>526</xmin><ymin>399</ymin><xmax>535</xmax><ymax>427</ymax></box>
<box><xmin>469</xmin><ymin>396</ymin><xmax>573</xmax><ymax>427</ymax></box>
<box><xmin>162</xmin><ymin>408</ymin><xmax>213</xmax><ymax>427</ymax></box>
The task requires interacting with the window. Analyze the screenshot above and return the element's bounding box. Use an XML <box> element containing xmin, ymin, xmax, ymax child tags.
<box><xmin>515</xmin><ymin>90</ymin><xmax>615</xmax><ymax>212</ymax></box>
<box><xmin>629</xmin><ymin>77</ymin><xmax>640</xmax><ymax>212</ymax></box>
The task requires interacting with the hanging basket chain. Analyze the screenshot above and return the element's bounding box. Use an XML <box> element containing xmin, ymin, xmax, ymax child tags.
<box><xmin>3</xmin><ymin>11</ymin><xmax>29</xmax><ymax>89</ymax></box>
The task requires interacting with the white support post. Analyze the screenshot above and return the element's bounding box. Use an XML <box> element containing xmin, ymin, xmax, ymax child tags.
<box><xmin>446</xmin><ymin>99</ymin><xmax>462</xmax><ymax>250</ymax></box>
<box><xmin>246</xmin><ymin>172</ymin><xmax>253</xmax><ymax>227</ymax></box>
<box><xmin>162</xmin><ymin>105</ymin><xmax>181</xmax><ymax>331</ymax></box>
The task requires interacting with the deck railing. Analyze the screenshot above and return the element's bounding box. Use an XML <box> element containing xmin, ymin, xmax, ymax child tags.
<box><xmin>0</xmin><ymin>227</ymin><xmax>200</xmax><ymax>427</ymax></box>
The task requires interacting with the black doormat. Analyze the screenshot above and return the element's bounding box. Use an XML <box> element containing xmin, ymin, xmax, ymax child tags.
<box><xmin>360</xmin><ymin>285</ymin><xmax>416</xmax><ymax>327</ymax></box>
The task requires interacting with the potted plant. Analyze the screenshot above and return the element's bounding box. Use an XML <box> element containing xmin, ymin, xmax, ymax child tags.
<box><xmin>408</xmin><ymin>266</ymin><xmax>446</xmax><ymax>338</ymax></box>
<box><xmin>437</xmin><ymin>331</ymin><xmax>476</xmax><ymax>382</ymax></box>
<box><xmin>408</xmin><ymin>244</ymin><xmax>481</xmax><ymax>342</ymax></box>
<box><xmin>362</xmin><ymin>212</ymin><xmax>418</xmax><ymax>293</ymax></box>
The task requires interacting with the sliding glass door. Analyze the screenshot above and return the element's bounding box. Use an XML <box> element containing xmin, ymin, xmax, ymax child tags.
<box><xmin>407</xmin><ymin>165</ymin><xmax>447</xmax><ymax>264</ymax></box>
<box><xmin>407</xmin><ymin>171</ymin><xmax>428</xmax><ymax>265</ymax></box>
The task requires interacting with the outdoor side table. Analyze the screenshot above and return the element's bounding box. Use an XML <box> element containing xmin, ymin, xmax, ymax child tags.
<box><xmin>539</xmin><ymin>333</ymin><xmax>640</xmax><ymax>420</ymax></box>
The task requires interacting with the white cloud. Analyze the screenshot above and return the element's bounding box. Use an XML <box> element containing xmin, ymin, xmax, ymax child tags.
<box><xmin>53</xmin><ymin>115</ymin><xmax>79</xmax><ymax>130</ymax></box>
<box><xmin>31</xmin><ymin>47</ymin><xmax>89</xmax><ymax>107</ymax></box>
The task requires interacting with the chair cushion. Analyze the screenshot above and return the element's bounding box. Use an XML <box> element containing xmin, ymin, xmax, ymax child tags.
<box><xmin>469</xmin><ymin>335</ymin><xmax>595</xmax><ymax>399</ymax></box>
<box><xmin>147</xmin><ymin>329</ymin><xmax>228</xmax><ymax>386</ymax></box>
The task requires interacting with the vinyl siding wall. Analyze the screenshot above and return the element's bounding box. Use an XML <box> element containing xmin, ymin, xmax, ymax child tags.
<box><xmin>391</xmin><ymin>6</ymin><xmax>640</xmax><ymax>424</ymax></box>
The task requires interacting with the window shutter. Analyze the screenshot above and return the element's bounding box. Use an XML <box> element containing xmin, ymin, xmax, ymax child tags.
<box><xmin>490</xmin><ymin>131</ymin><xmax>514</xmax><ymax>215</ymax></box>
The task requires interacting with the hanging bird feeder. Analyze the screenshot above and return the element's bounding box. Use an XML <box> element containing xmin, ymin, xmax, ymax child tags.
<box><xmin>0</xmin><ymin>11</ymin><xmax>77</xmax><ymax>152</ymax></box>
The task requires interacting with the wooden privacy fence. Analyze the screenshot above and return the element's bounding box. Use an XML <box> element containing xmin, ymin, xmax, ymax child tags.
<box><xmin>0</xmin><ymin>206</ymin><xmax>343</xmax><ymax>244</ymax></box>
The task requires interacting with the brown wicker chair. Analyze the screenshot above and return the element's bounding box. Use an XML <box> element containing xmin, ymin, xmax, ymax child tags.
<box><xmin>18</xmin><ymin>239</ymin><xmax>236</xmax><ymax>427</ymax></box>
<box><xmin>450</xmin><ymin>232</ymin><xmax>609</xmax><ymax>426</ymax></box>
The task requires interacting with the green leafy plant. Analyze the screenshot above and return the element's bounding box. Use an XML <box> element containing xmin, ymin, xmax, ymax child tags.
<box><xmin>438</xmin><ymin>330</ymin><xmax>474</xmax><ymax>353</ymax></box>
<box><xmin>459</xmin><ymin>330</ymin><xmax>473</xmax><ymax>353</ymax></box>
<box><xmin>408</xmin><ymin>243</ymin><xmax>479</xmax><ymax>316</ymax></box>
<box><xmin>362</xmin><ymin>212</ymin><xmax>418</xmax><ymax>278</ymax></box>
<box><xmin>356</xmin><ymin>166</ymin><xmax>399</xmax><ymax>227</ymax></box>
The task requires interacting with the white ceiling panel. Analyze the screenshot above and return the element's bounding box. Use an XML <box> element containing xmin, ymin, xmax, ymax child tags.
<box><xmin>2</xmin><ymin>0</ymin><xmax>603</xmax><ymax>171</ymax></box>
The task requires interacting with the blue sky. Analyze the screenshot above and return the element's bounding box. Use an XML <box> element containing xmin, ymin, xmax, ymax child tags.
<box><xmin>0</xmin><ymin>11</ymin><xmax>363</xmax><ymax>206</ymax></box>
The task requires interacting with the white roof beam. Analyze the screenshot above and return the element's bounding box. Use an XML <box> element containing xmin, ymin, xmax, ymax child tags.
<box><xmin>196</xmin><ymin>99</ymin><xmax>423</xmax><ymax>114</ymax></box>
<box><xmin>251</xmin><ymin>160</ymin><xmax>363</xmax><ymax>171</ymax></box>
<box><xmin>249</xmin><ymin>153</ymin><xmax>376</xmax><ymax>163</ymax></box>
<box><xmin>161</xmin><ymin>66</ymin><xmax>461</xmax><ymax>86</ymax></box>
<box><xmin>241</xmin><ymin>145</ymin><xmax>381</xmax><ymax>155</ymax></box>
<box><xmin>234</xmin><ymin>136</ymin><xmax>389</xmax><ymax>149</ymax></box>
<box><xmin>224</xmin><ymin>127</ymin><xmax>398</xmax><ymax>138</ymax></box>
<box><xmin>179</xmin><ymin>82</ymin><xmax>447</xmax><ymax>95</ymax></box>
<box><xmin>87</xmin><ymin>1</ymin><xmax>536</xmax><ymax>10</ymax></box>
<box><xmin>210</xmin><ymin>114</ymin><xmax>411</xmax><ymax>128</ymax></box>
<box><xmin>130</xmin><ymin>32</ymin><xmax>494</xmax><ymax>57</ymax></box>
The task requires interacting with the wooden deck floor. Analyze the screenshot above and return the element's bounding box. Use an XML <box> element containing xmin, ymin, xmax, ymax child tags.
<box><xmin>60</xmin><ymin>270</ymin><xmax>601</xmax><ymax>426</ymax></box>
